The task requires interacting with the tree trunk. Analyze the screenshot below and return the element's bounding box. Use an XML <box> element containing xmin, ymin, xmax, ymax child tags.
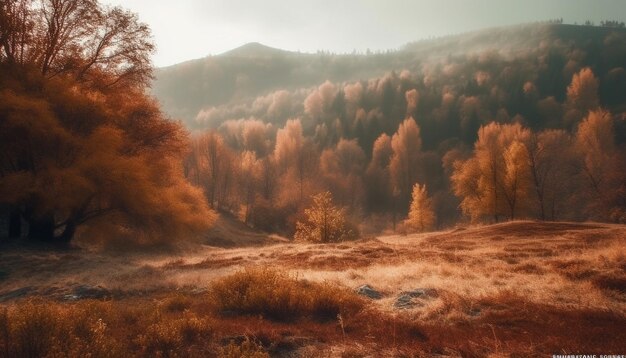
<box><xmin>8</xmin><ymin>210</ymin><xmax>21</xmax><ymax>238</ymax></box>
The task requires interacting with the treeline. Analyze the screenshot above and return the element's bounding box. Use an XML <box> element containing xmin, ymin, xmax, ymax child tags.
<box><xmin>452</xmin><ymin>109</ymin><xmax>625</xmax><ymax>223</ymax></box>
<box><xmin>180</xmin><ymin>27</ymin><xmax>626</xmax><ymax>234</ymax></box>
<box><xmin>186</xmin><ymin>66</ymin><xmax>626</xmax><ymax>235</ymax></box>
<box><xmin>0</xmin><ymin>0</ymin><xmax>214</xmax><ymax>245</ymax></box>
<box><xmin>582</xmin><ymin>20</ymin><xmax>626</xmax><ymax>28</ymax></box>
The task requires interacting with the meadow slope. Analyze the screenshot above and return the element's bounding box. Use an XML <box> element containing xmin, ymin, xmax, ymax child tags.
<box><xmin>0</xmin><ymin>221</ymin><xmax>624</xmax><ymax>356</ymax></box>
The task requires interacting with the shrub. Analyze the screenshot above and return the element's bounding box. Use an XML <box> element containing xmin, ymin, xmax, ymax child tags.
<box><xmin>0</xmin><ymin>300</ymin><xmax>122</xmax><ymax>358</ymax></box>
<box><xmin>218</xmin><ymin>337</ymin><xmax>269</xmax><ymax>358</ymax></box>
<box><xmin>137</xmin><ymin>314</ymin><xmax>214</xmax><ymax>357</ymax></box>
<box><xmin>163</xmin><ymin>293</ymin><xmax>194</xmax><ymax>312</ymax></box>
<box><xmin>294</xmin><ymin>191</ymin><xmax>358</xmax><ymax>243</ymax></box>
<box><xmin>210</xmin><ymin>268</ymin><xmax>364</xmax><ymax>322</ymax></box>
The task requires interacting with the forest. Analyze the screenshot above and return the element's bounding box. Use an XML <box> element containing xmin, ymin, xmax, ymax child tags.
<box><xmin>175</xmin><ymin>28</ymin><xmax>626</xmax><ymax>239</ymax></box>
<box><xmin>1</xmin><ymin>1</ymin><xmax>626</xmax><ymax>357</ymax></box>
<box><xmin>1</xmin><ymin>0</ymin><xmax>626</xmax><ymax>245</ymax></box>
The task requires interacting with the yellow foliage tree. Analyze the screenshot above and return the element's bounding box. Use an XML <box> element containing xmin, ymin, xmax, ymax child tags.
<box><xmin>405</xmin><ymin>183</ymin><xmax>435</xmax><ymax>232</ymax></box>
<box><xmin>451</xmin><ymin>122</ymin><xmax>533</xmax><ymax>222</ymax></box>
<box><xmin>390</xmin><ymin>117</ymin><xmax>422</xmax><ymax>201</ymax></box>
<box><xmin>574</xmin><ymin>108</ymin><xmax>625</xmax><ymax>220</ymax></box>
<box><xmin>294</xmin><ymin>191</ymin><xmax>356</xmax><ymax>243</ymax></box>
<box><xmin>502</xmin><ymin>140</ymin><xmax>533</xmax><ymax>220</ymax></box>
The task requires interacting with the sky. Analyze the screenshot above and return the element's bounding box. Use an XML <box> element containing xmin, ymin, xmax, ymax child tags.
<box><xmin>102</xmin><ymin>0</ymin><xmax>626</xmax><ymax>67</ymax></box>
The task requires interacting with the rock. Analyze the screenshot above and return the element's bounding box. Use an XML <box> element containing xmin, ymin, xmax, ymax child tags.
<box><xmin>190</xmin><ymin>287</ymin><xmax>209</xmax><ymax>295</ymax></box>
<box><xmin>394</xmin><ymin>288</ymin><xmax>438</xmax><ymax>309</ymax></box>
<box><xmin>355</xmin><ymin>284</ymin><xmax>383</xmax><ymax>299</ymax></box>
<box><xmin>64</xmin><ymin>285</ymin><xmax>111</xmax><ymax>300</ymax></box>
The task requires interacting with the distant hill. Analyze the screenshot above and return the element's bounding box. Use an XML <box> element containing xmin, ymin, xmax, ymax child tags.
<box><xmin>219</xmin><ymin>42</ymin><xmax>296</xmax><ymax>58</ymax></box>
<box><xmin>152</xmin><ymin>40</ymin><xmax>403</xmax><ymax>125</ymax></box>
<box><xmin>151</xmin><ymin>23</ymin><xmax>626</xmax><ymax>132</ymax></box>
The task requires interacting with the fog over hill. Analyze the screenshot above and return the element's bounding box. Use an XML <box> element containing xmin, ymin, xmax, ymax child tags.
<box><xmin>151</xmin><ymin>22</ymin><xmax>626</xmax><ymax>231</ymax></box>
<box><xmin>151</xmin><ymin>23</ymin><xmax>626</xmax><ymax>131</ymax></box>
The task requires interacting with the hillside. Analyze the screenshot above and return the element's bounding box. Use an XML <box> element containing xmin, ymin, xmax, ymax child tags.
<box><xmin>203</xmin><ymin>212</ymin><xmax>288</xmax><ymax>247</ymax></box>
<box><xmin>151</xmin><ymin>23</ymin><xmax>626</xmax><ymax>129</ymax></box>
<box><xmin>1</xmin><ymin>221</ymin><xmax>624</xmax><ymax>355</ymax></box>
<box><xmin>164</xmin><ymin>22</ymin><xmax>626</xmax><ymax>235</ymax></box>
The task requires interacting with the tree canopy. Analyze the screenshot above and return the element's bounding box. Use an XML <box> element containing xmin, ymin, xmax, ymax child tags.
<box><xmin>0</xmin><ymin>0</ymin><xmax>214</xmax><ymax>245</ymax></box>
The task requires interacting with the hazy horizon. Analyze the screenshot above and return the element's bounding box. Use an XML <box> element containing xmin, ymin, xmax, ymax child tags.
<box><xmin>101</xmin><ymin>0</ymin><xmax>626</xmax><ymax>67</ymax></box>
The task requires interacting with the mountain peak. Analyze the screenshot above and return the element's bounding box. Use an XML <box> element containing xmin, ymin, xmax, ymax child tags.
<box><xmin>220</xmin><ymin>42</ymin><xmax>290</xmax><ymax>58</ymax></box>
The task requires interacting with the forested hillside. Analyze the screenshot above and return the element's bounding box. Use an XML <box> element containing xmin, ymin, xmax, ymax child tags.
<box><xmin>153</xmin><ymin>23</ymin><xmax>626</xmax><ymax>235</ymax></box>
<box><xmin>153</xmin><ymin>23</ymin><xmax>626</xmax><ymax>131</ymax></box>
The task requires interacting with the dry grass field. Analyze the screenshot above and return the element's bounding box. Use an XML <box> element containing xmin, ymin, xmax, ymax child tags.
<box><xmin>0</xmin><ymin>220</ymin><xmax>625</xmax><ymax>357</ymax></box>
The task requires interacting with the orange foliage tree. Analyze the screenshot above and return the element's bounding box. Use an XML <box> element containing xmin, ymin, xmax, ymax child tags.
<box><xmin>575</xmin><ymin>109</ymin><xmax>626</xmax><ymax>221</ymax></box>
<box><xmin>405</xmin><ymin>183</ymin><xmax>435</xmax><ymax>232</ymax></box>
<box><xmin>389</xmin><ymin>117</ymin><xmax>422</xmax><ymax>208</ymax></box>
<box><xmin>451</xmin><ymin>122</ymin><xmax>533</xmax><ymax>222</ymax></box>
<box><xmin>0</xmin><ymin>0</ymin><xmax>214</xmax><ymax>244</ymax></box>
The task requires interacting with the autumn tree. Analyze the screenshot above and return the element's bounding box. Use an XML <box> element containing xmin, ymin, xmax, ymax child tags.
<box><xmin>564</xmin><ymin>67</ymin><xmax>600</xmax><ymax>127</ymax></box>
<box><xmin>526</xmin><ymin>130</ymin><xmax>576</xmax><ymax>220</ymax></box>
<box><xmin>242</xmin><ymin>119</ymin><xmax>271</xmax><ymax>157</ymax></box>
<box><xmin>274</xmin><ymin>119</ymin><xmax>318</xmax><ymax>204</ymax></box>
<box><xmin>502</xmin><ymin>140</ymin><xmax>532</xmax><ymax>219</ymax></box>
<box><xmin>238</xmin><ymin>151</ymin><xmax>262</xmax><ymax>224</ymax></box>
<box><xmin>405</xmin><ymin>89</ymin><xmax>419</xmax><ymax>116</ymax></box>
<box><xmin>471</xmin><ymin>122</ymin><xmax>505</xmax><ymax>222</ymax></box>
<box><xmin>451</xmin><ymin>122</ymin><xmax>532</xmax><ymax>222</ymax></box>
<box><xmin>0</xmin><ymin>0</ymin><xmax>153</xmax><ymax>88</ymax></box>
<box><xmin>319</xmin><ymin>139</ymin><xmax>366</xmax><ymax>208</ymax></box>
<box><xmin>389</xmin><ymin>117</ymin><xmax>422</xmax><ymax>206</ymax></box>
<box><xmin>365</xmin><ymin>133</ymin><xmax>393</xmax><ymax>213</ymax></box>
<box><xmin>574</xmin><ymin>108</ymin><xmax>623</xmax><ymax>220</ymax></box>
<box><xmin>451</xmin><ymin>157</ymin><xmax>484</xmax><ymax>222</ymax></box>
<box><xmin>190</xmin><ymin>131</ymin><xmax>235</xmax><ymax>209</ymax></box>
<box><xmin>304</xmin><ymin>81</ymin><xmax>337</xmax><ymax>120</ymax></box>
<box><xmin>294</xmin><ymin>191</ymin><xmax>356</xmax><ymax>243</ymax></box>
<box><xmin>566</xmin><ymin>67</ymin><xmax>600</xmax><ymax>113</ymax></box>
<box><xmin>0</xmin><ymin>75</ymin><xmax>214</xmax><ymax>244</ymax></box>
<box><xmin>405</xmin><ymin>183</ymin><xmax>435</xmax><ymax>232</ymax></box>
<box><xmin>0</xmin><ymin>0</ymin><xmax>214</xmax><ymax>244</ymax></box>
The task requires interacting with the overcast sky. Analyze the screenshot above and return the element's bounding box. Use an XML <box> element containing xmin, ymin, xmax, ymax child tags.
<box><xmin>102</xmin><ymin>0</ymin><xmax>626</xmax><ymax>67</ymax></box>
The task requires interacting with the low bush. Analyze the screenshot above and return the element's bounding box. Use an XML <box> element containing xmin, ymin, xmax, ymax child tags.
<box><xmin>137</xmin><ymin>313</ymin><xmax>214</xmax><ymax>357</ymax></box>
<box><xmin>0</xmin><ymin>301</ymin><xmax>122</xmax><ymax>358</ymax></box>
<box><xmin>210</xmin><ymin>268</ymin><xmax>364</xmax><ymax>322</ymax></box>
<box><xmin>218</xmin><ymin>337</ymin><xmax>269</xmax><ymax>358</ymax></box>
<box><xmin>0</xmin><ymin>299</ymin><xmax>215</xmax><ymax>358</ymax></box>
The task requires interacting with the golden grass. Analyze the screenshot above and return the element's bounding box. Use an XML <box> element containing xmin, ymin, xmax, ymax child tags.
<box><xmin>1</xmin><ymin>221</ymin><xmax>625</xmax><ymax>356</ymax></box>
